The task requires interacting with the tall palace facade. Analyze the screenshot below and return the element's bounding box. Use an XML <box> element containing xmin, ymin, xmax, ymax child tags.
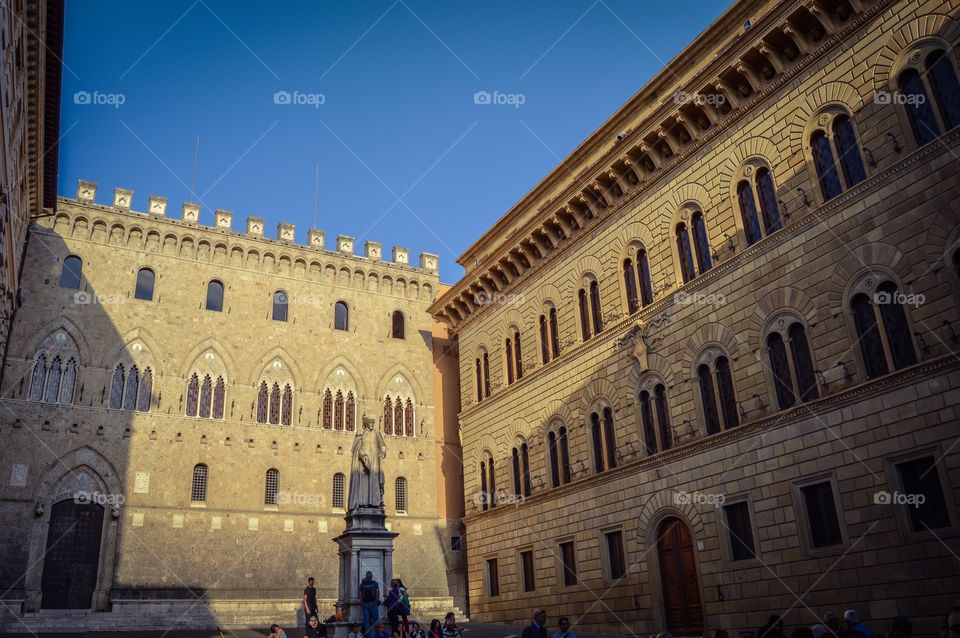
<box><xmin>0</xmin><ymin>180</ymin><xmax>466</xmax><ymax>630</ymax></box>
<box><xmin>430</xmin><ymin>0</ymin><xmax>960</xmax><ymax>635</ymax></box>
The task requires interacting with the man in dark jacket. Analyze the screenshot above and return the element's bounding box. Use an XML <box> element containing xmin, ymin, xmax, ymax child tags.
<box><xmin>521</xmin><ymin>609</ymin><xmax>548</xmax><ymax>638</ymax></box>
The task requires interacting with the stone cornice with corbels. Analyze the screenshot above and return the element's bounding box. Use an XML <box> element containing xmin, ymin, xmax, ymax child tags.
<box><xmin>431</xmin><ymin>0</ymin><xmax>895</xmax><ymax>332</ymax></box>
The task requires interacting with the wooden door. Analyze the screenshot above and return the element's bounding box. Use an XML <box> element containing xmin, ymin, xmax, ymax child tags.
<box><xmin>40</xmin><ymin>500</ymin><xmax>104</xmax><ymax>609</ymax></box>
<box><xmin>657</xmin><ymin>517</ymin><xmax>703</xmax><ymax>634</ymax></box>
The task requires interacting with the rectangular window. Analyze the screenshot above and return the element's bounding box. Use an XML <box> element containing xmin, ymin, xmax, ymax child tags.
<box><xmin>485</xmin><ymin>558</ymin><xmax>499</xmax><ymax>597</ymax></box>
<box><xmin>559</xmin><ymin>541</ymin><xmax>577</xmax><ymax>586</ymax></box>
<box><xmin>896</xmin><ymin>456</ymin><xmax>950</xmax><ymax>531</ymax></box>
<box><xmin>451</xmin><ymin>536</ymin><xmax>462</xmax><ymax>551</ymax></box>
<box><xmin>723</xmin><ymin>501</ymin><xmax>756</xmax><ymax>561</ymax></box>
<box><xmin>604</xmin><ymin>531</ymin><xmax>626</xmax><ymax>579</ymax></box>
<box><xmin>520</xmin><ymin>550</ymin><xmax>536</xmax><ymax>592</ymax></box>
<box><xmin>801</xmin><ymin>481</ymin><xmax>843</xmax><ymax>548</ymax></box>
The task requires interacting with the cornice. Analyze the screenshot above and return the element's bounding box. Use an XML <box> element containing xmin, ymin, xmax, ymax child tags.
<box><xmin>461</xmin><ymin>354</ymin><xmax>960</xmax><ymax>524</ymax></box>
<box><xmin>433</xmin><ymin>0</ymin><xmax>897</xmax><ymax>322</ymax></box>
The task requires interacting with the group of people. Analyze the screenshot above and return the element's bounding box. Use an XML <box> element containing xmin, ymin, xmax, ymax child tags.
<box><xmin>274</xmin><ymin>573</ymin><xmax>465</xmax><ymax>638</ymax></box>
<box><xmin>518</xmin><ymin>604</ymin><xmax>960</xmax><ymax>638</ymax></box>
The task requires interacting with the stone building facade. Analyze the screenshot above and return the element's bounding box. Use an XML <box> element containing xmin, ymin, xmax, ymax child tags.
<box><xmin>0</xmin><ymin>183</ymin><xmax>465</xmax><ymax>631</ymax></box>
<box><xmin>0</xmin><ymin>0</ymin><xmax>63</xmax><ymax>365</ymax></box>
<box><xmin>431</xmin><ymin>0</ymin><xmax>960</xmax><ymax>635</ymax></box>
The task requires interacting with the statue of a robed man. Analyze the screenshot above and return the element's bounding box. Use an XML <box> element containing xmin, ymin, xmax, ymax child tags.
<box><xmin>348</xmin><ymin>415</ymin><xmax>387</xmax><ymax>510</ymax></box>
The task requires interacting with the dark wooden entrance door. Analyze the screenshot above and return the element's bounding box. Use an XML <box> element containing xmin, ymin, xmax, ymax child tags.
<box><xmin>657</xmin><ymin>517</ymin><xmax>703</xmax><ymax>634</ymax></box>
<box><xmin>40</xmin><ymin>500</ymin><xmax>104</xmax><ymax>609</ymax></box>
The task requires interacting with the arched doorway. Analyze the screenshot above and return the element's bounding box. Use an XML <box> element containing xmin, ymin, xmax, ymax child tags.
<box><xmin>657</xmin><ymin>517</ymin><xmax>703</xmax><ymax>634</ymax></box>
<box><xmin>40</xmin><ymin>498</ymin><xmax>105</xmax><ymax>608</ymax></box>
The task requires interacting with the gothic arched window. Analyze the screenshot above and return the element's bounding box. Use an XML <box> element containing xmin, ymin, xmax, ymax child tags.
<box><xmin>257</xmin><ymin>382</ymin><xmax>269</xmax><ymax>424</ymax></box>
<box><xmin>137</xmin><ymin>367</ymin><xmax>152</xmax><ymax>412</ymax></box>
<box><xmin>272</xmin><ymin>290</ymin><xmax>288</xmax><ymax>322</ymax></box>
<box><xmin>383</xmin><ymin>396</ymin><xmax>393</xmax><ymax>435</ymax></box>
<box><xmin>392</xmin><ymin>310</ymin><xmax>405</xmax><ymax>339</ymax></box>
<box><xmin>323</xmin><ymin>389</ymin><xmax>333</xmax><ymax>429</ymax></box>
<box><xmin>185</xmin><ymin>373</ymin><xmax>199</xmax><ymax>416</ymax></box>
<box><xmin>205</xmin><ymin>280</ymin><xmax>224</xmax><ymax>312</ymax></box>
<box><xmin>334</xmin><ymin>301</ymin><xmax>349</xmax><ymax>331</ymax></box>
<box><xmin>60</xmin><ymin>255</ymin><xmax>82</xmax><ymax>289</ymax></box>
<box><xmin>110</xmin><ymin>365</ymin><xmax>124</xmax><ymax>410</ymax></box>
<box><xmin>135</xmin><ymin>268</ymin><xmax>155</xmax><ymax>301</ymax></box>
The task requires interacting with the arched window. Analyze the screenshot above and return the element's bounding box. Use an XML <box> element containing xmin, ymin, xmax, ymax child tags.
<box><xmin>789</xmin><ymin>324</ymin><xmax>819</xmax><ymax>403</ymax></box>
<box><xmin>122</xmin><ymin>365</ymin><xmax>139</xmax><ymax>410</ymax></box>
<box><xmin>59</xmin><ymin>255</ymin><xmax>82</xmax><ymax>289</ymax></box>
<box><xmin>394</xmin><ymin>396</ymin><xmax>403</xmax><ymax>434</ymax></box>
<box><xmin>737</xmin><ymin>180</ymin><xmax>763</xmax><ymax>245</ymax></box>
<box><xmin>334</xmin><ymin>301</ymin><xmax>349</xmax><ymax>331</ymax></box>
<box><xmin>61</xmin><ymin>358</ymin><xmax>78</xmax><ymax>405</ymax></box>
<box><xmin>505</xmin><ymin>337</ymin><xmax>515</xmax><ymax>385</ymax></box>
<box><xmin>213</xmin><ymin>377</ymin><xmax>225</xmax><ymax>419</ymax></box>
<box><xmin>257</xmin><ymin>382</ymin><xmax>269</xmax><ymax>423</ymax></box>
<box><xmin>676</xmin><ymin>223</ymin><xmax>696</xmax><ymax>283</ymax></box>
<box><xmin>486</xmin><ymin>455</ymin><xmax>496</xmax><ymax>508</ymax></box>
<box><xmin>346</xmin><ymin>392</ymin><xmax>356</xmax><ymax>431</ymax></box>
<box><xmin>512</xmin><ymin>448</ymin><xmax>522</xmax><ymax>498</ymax></box>
<box><xmin>281</xmin><ymin>384</ymin><xmax>293</xmax><ymax>426</ymax></box>
<box><xmin>832</xmin><ymin>115</ymin><xmax>867</xmax><ymax>188</ymax></box>
<box><xmin>850</xmin><ymin>279</ymin><xmax>918</xmax><ymax>379</ymax></box>
<box><xmin>549</xmin><ymin>308</ymin><xmax>560</xmax><ymax>358</ymax></box>
<box><xmin>479</xmin><ymin>460</ymin><xmax>489</xmax><ymax>511</ymax></box>
<box><xmin>395</xmin><ymin>477</ymin><xmax>408</xmax><ymax>512</ymax></box>
<box><xmin>590</xmin><ymin>412</ymin><xmax>605</xmax><ymax>473</ymax></box>
<box><xmin>639</xmin><ymin>381</ymin><xmax>672</xmax><ymax>455</ymax></box>
<box><xmin>692</xmin><ymin>212</ymin><xmax>712</xmax><ymax>274</ymax></box>
<box><xmin>272</xmin><ymin>290</ymin><xmax>288</xmax><ymax>322</ymax></box>
<box><xmin>602</xmin><ymin>407</ymin><xmax>617</xmax><ymax>469</ymax></box>
<box><xmin>29</xmin><ymin>355</ymin><xmax>47</xmax><ymax>401</ymax></box>
<box><xmin>765</xmin><ymin>318</ymin><xmax>820</xmax><ymax>411</ymax></box>
<box><xmin>332</xmin><ymin>472</ymin><xmax>345</xmax><ymax>509</ymax></box>
<box><xmin>44</xmin><ymin>356</ymin><xmax>62</xmax><ymax>404</ymax></box>
<box><xmin>513</xmin><ymin>330</ymin><xmax>523</xmax><ymax>380</ymax></box>
<box><xmin>539</xmin><ymin>315</ymin><xmax>550</xmax><ymax>363</ymax></box>
<box><xmin>520</xmin><ymin>443</ymin><xmax>531</xmax><ymax>497</ymax></box>
<box><xmin>322</xmin><ymin>389</ymin><xmax>333</xmax><ymax>429</ymax></box>
<box><xmin>589</xmin><ymin>280</ymin><xmax>603</xmax><ymax>335</ymax></box>
<box><xmin>578</xmin><ymin>288</ymin><xmax>591</xmax><ymax>341</ymax></box>
<box><xmin>482</xmin><ymin>353</ymin><xmax>491</xmax><ymax>397</ymax></box>
<box><xmin>637</xmin><ymin>249</ymin><xmax>654</xmax><ymax>307</ymax></box>
<box><xmin>475</xmin><ymin>358</ymin><xmax>483</xmax><ymax>402</ymax></box>
<box><xmin>811</xmin><ymin>131</ymin><xmax>842</xmax><ymax>201</ymax></box>
<box><xmin>392</xmin><ymin>310</ymin><xmax>405</xmax><ymax>339</ymax></box>
<box><xmin>767</xmin><ymin>332</ymin><xmax>796</xmax><ymax>409</ymax></box>
<box><xmin>265</xmin><ymin>468</ymin><xmax>279</xmax><ymax>505</ymax></box>
<box><xmin>110</xmin><ymin>365</ymin><xmax>124</xmax><ymax>409</ymax></box>
<box><xmin>185</xmin><ymin>373</ymin><xmax>199</xmax><ymax>416</ymax></box>
<box><xmin>736</xmin><ymin>165</ymin><xmax>782</xmax><ymax>245</ymax></box>
<box><xmin>589</xmin><ymin>408</ymin><xmax>618</xmax><ymax>473</ymax></box>
<box><xmin>199</xmin><ymin>375</ymin><xmax>213</xmax><ymax>418</ymax></box>
<box><xmin>191</xmin><ymin>464</ymin><xmax>208</xmax><ymax>502</ymax></box>
<box><xmin>623</xmin><ymin>258</ymin><xmax>639</xmax><ymax>315</ymax></box>
<box><xmin>135</xmin><ymin>268</ymin><xmax>155</xmax><ymax>301</ymax></box>
<box><xmin>404</xmin><ymin>399</ymin><xmax>414</xmax><ymax>436</ymax></box>
<box><xmin>334</xmin><ymin>390</ymin><xmax>345</xmax><ymax>430</ymax></box>
<box><xmin>696</xmin><ymin>351</ymin><xmax>739</xmax><ymax>435</ymax></box>
<box><xmin>383</xmin><ymin>396</ymin><xmax>393</xmax><ymax>434</ymax></box>
<box><xmin>896</xmin><ymin>46</ymin><xmax>960</xmax><ymax>146</ymax></box>
<box><xmin>206</xmin><ymin>280</ymin><xmax>224</xmax><ymax>312</ymax></box>
<box><xmin>548</xmin><ymin>431</ymin><xmax>561</xmax><ymax>488</ymax></box>
<box><xmin>137</xmin><ymin>367</ymin><xmax>152</xmax><ymax>412</ymax></box>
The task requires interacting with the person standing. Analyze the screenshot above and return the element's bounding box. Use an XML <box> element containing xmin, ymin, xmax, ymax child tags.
<box><xmin>398</xmin><ymin>579</ymin><xmax>411</xmax><ymax>635</ymax></box>
<box><xmin>385</xmin><ymin>579</ymin><xmax>403</xmax><ymax>637</ymax></box>
<box><xmin>552</xmin><ymin>617</ymin><xmax>576</xmax><ymax>638</ymax></box>
<box><xmin>359</xmin><ymin>571</ymin><xmax>381</xmax><ymax>638</ymax></box>
<box><xmin>522</xmin><ymin>609</ymin><xmax>548</xmax><ymax>638</ymax></box>
<box><xmin>303</xmin><ymin>578</ymin><xmax>318</xmax><ymax>630</ymax></box>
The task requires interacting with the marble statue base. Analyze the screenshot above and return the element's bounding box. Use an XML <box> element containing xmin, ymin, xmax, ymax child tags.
<box><xmin>333</xmin><ymin>506</ymin><xmax>399</xmax><ymax>628</ymax></box>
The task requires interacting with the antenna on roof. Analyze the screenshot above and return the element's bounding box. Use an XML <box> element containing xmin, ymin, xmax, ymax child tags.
<box><xmin>313</xmin><ymin>164</ymin><xmax>319</xmax><ymax>229</ymax></box>
<box><xmin>190</xmin><ymin>135</ymin><xmax>200</xmax><ymax>204</ymax></box>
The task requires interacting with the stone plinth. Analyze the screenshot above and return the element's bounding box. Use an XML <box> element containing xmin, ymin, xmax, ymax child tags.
<box><xmin>332</xmin><ymin>506</ymin><xmax>398</xmax><ymax>627</ymax></box>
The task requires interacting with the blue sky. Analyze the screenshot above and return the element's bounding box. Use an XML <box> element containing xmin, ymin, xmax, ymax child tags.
<box><xmin>59</xmin><ymin>0</ymin><xmax>731</xmax><ymax>282</ymax></box>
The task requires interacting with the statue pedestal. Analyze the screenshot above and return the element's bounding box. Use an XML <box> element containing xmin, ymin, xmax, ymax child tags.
<box><xmin>333</xmin><ymin>506</ymin><xmax>399</xmax><ymax>627</ymax></box>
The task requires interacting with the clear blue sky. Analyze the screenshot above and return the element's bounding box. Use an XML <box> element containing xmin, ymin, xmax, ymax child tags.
<box><xmin>59</xmin><ymin>0</ymin><xmax>731</xmax><ymax>282</ymax></box>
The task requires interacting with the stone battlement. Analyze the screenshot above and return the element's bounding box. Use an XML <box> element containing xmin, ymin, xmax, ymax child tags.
<box><xmin>68</xmin><ymin>179</ymin><xmax>440</xmax><ymax>274</ymax></box>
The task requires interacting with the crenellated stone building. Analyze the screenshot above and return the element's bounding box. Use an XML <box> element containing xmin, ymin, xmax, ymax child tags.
<box><xmin>0</xmin><ymin>180</ymin><xmax>465</xmax><ymax>631</ymax></box>
<box><xmin>431</xmin><ymin>0</ymin><xmax>960</xmax><ymax>635</ymax></box>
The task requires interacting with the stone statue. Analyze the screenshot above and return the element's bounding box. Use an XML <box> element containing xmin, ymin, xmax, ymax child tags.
<box><xmin>348</xmin><ymin>415</ymin><xmax>387</xmax><ymax>510</ymax></box>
